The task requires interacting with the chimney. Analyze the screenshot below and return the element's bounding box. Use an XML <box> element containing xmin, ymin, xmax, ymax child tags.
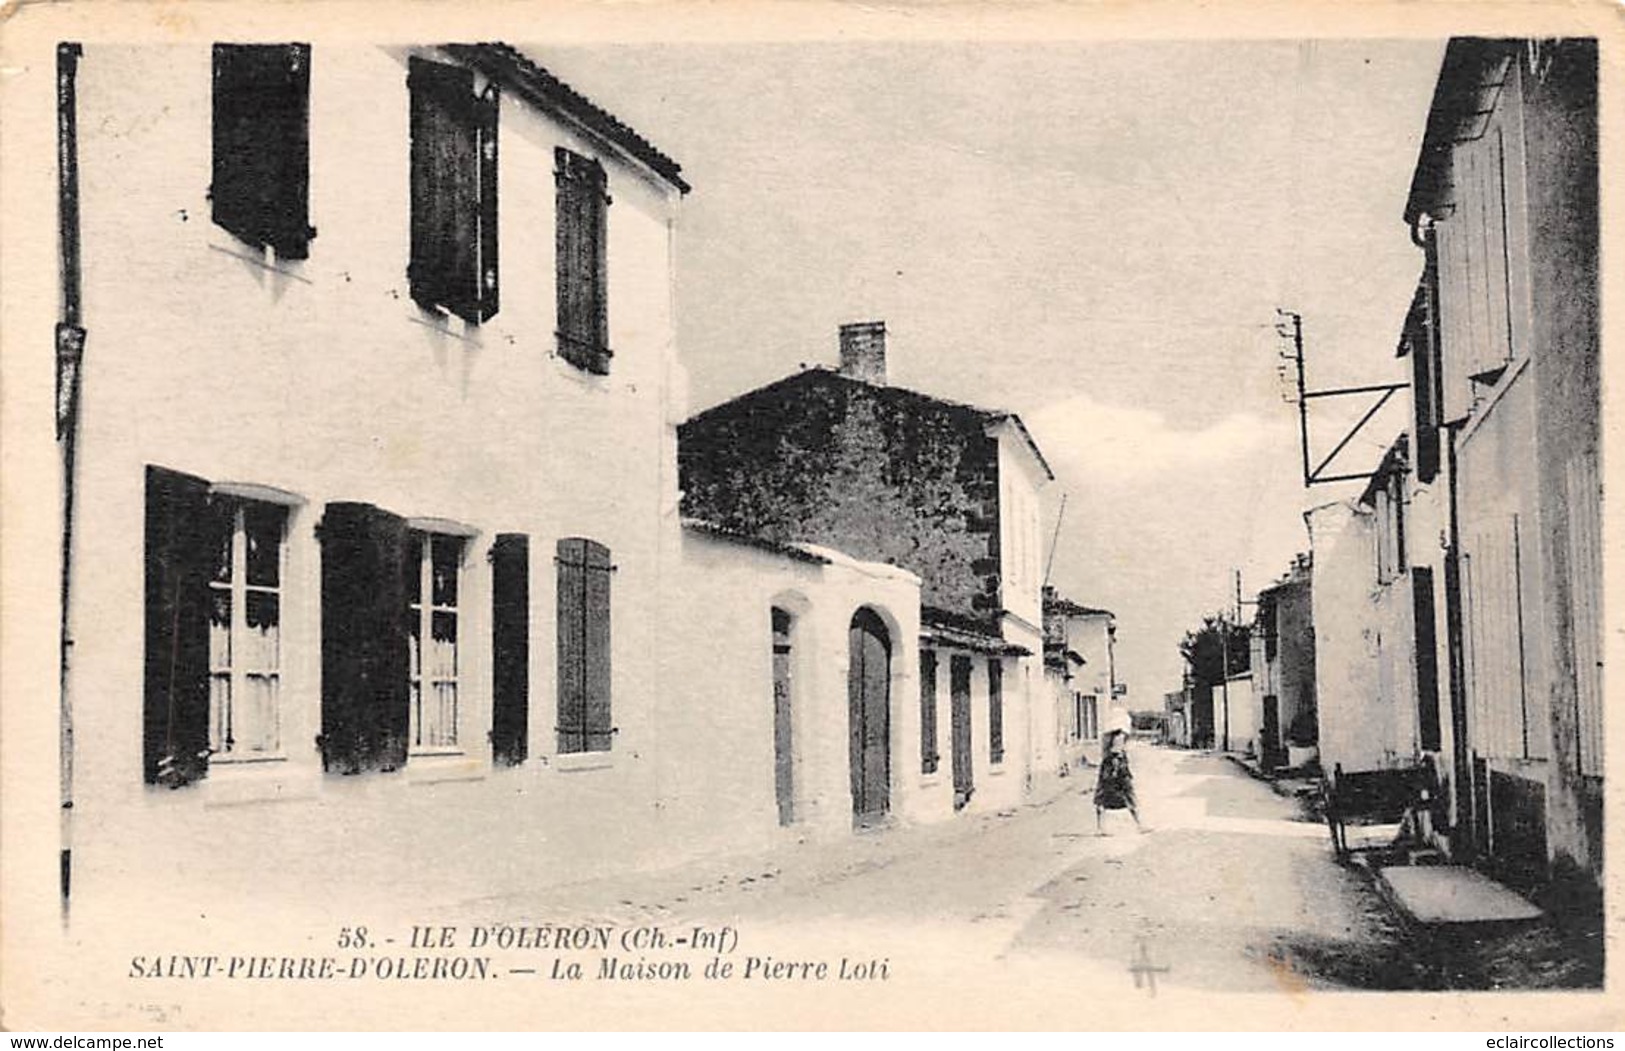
<box><xmin>838</xmin><ymin>321</ymin><xmax>887</xmax><ymax>384</ymax></box>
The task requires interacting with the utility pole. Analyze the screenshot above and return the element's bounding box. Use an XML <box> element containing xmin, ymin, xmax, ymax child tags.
<box><xmin>1215</xmin><ymin>568</ymin><xmax>1261</xmax><ymax>756</ymax></box>
<box><xmin>1285</xmin><ymin>309</ymin><xmax>1310</xmax><ymax>487</ymax></box>
<box><xmin>1219</xmin><ymin>609</ymin><xmax>1230</xmax><ymax>753</ymax></box>
<box><xmin>1235</xmin><ymin>571</ymin><xmax>1261</xmax><ymax>760</ymax></box>
<box><xmin>1042</xmin><ymin>492</ymin><xmax>1067</xmax><ymax>588</ymax></box>
<box><xmin>1277</xmin><ymin>307</ymin><xmax>1408</xmax><ymax>487</ymax></box>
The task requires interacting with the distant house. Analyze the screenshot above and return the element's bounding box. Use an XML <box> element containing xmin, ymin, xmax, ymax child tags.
<box><xmin>1250</xmin><ymin>556</ymin><xmax>1317</xmax><ymax>770</ymax></box>
<box><xmin>1038</xmin><ymin>588</ymin><xmax>1115</xmax><ymax>789</ymax></box>
<box><xmin>679</xmin><ymin>322</ymin><xmax>1056</xmax><ymax>815</ymax></box>
<box><xmin>1163</xmin><ymin>689</ymin><xmax>1192</xmax><ymax>748</ymax></box>
<box><xmin>1400</xmin><ymin>37</ymin><xmax>1601</xmax><ymax>891</ymax></box>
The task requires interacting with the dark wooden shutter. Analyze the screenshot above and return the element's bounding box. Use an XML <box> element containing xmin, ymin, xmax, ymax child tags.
<box><xmin>987</xmin><ymin>658</ymin><xmax>1004</xmax><ymax>764</ymax></box>
<box><xmin>143</xmin><ymin>465</ymin><xmax>215</xmax><ymax>786</ymax></box>
<box><xmin>409</xmin><ymin>57</ymin><xmax>493</xmax><ymax>324</ymax></box>
<box><xmin>476</xmin><ymin>85</ymin><xmax>499</xmax><ymax>322</ymax></box>
<box><xmin>555</xmin><ymin>538</ymin><xmax>585</xmax><ymax>753</ymax></box>
<box><xmin>1413</xmin><ymin>566</ymin><xmax>1443</xmax><ymax>753</ymax></box>
<box><xmin>1414</xmin><ymin>242</ymin><xmax>1444</xmax><ymax>483</ymax></box>
<box><xmin>583</xmin><ymin>540</ymin><xmax>613</xmax><ymax>750</ymax></box>
<box><xmin>555</xmin><ymin>148</ymin><xmax>610</xmax><ymax>373</ymax></box>
<box><xmin>211</xmin><ymin>44</ymin><xmax>313</xmax><ymax>259</ymax></box>
<box><xmin>950</xmin><ymin>655</ymin><xmax>974</xmax><ymax>802</ymax></box>
<box><xmin>319</xmin><ymin>502</ymin><xmax>410</xmax><ymax>773</ymax></box>
<box><xmin>489</xmin><ymin>533</ymin><xmax>528</xmax><ymax>765</ymax></box>
<box><xmin>919</xmin><ymin>649</ymin><xmax>939</xmax><ymax>774</ymax></box>
<box><xmin>556</xmin><ymin>537</ymin><xmax>613</xmax><ymax>752</ymax></box>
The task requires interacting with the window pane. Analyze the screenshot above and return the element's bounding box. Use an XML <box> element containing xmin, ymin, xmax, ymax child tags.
<box><xmin>210</xmin><ymin>673</ymin><xmax>233</xmax><ymax>753</ymax></box>
<box><xmin>208</xmin><ymin>505</ymin><xmax>234</xmax><ymax>584</ymax></box>
<box><xmin>246</xmin><ymin>589</ymin><xmax>279</xmax><ymax>629</ymax></box>
<box><xmin>244</xmin><ymin>503</ymin><xmax>286</xmax><ymax>586</ymax></box>
<box><xmin>431</xmin><ymin>610</ymin><xmax>458</xmax><ymax>676</ymax></box>
<box><xmin>408</xmin><ymin>613</ymin><xmax>422</xmax><ymax>678</ymax></box>
<box><xmin>432</xmin><ymin>682</ymin><xmax>458</xmax><ymax>747</ymax></box>
<box><xmin>431</xmin><ymin>536</ymin><xmax>461</xmax><ymax>607</ymax></box>
<box><xmin>243</xmin><ymin>673</ymin><xmax>280</xmax><ymax>753</ymax></box>
<box><xmin>209</xmin><ymin>588</ymin><xmax>233</xmax><ymax>670</ymax></box>
<box><xmin>404</xmin><ymin>532</ymin><xmax>424</xmax><ymax>604</ymax></box>
<box><xmin>246</xmin><ymin>591</ymin><xmax>280</xmax><ymax>672</ymax></box>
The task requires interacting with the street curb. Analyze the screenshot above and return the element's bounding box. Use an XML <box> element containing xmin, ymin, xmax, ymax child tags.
<box><xmin>1221</xmin><ymin>752</ymin><xmax>1300</xmax><ymax>797</ymax></box>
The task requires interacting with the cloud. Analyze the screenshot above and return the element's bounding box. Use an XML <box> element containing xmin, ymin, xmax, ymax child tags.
<box><xmin>1027</xmin><ymin>393</ymin><xmax>1308</xmax><ymax>699</ymax></box>
<box><xmin>1025</xmin><ymin>392</ymin><xmax>1285</xmax><ymax>483</ymax></box>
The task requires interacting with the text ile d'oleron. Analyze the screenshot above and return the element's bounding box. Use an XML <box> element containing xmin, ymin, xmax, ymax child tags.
<box><xmin>127</xmin><ymin>924</ymin><xmax>891</xmax><ymax>984</ymax></box>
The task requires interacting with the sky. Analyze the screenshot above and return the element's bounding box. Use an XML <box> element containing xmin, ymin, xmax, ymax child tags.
<box><xmin>539</xmin><ymin>38</ymin><xmax>1446</xmax><ymax>700</ymax></box>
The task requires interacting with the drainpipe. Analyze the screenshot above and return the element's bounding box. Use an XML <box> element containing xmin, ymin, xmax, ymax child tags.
<box><xmin>1443</xmin><ymin>426</ymin><xmax>1475</xmax><ymax>859</ymax></box>
<box><xmin>1414</xmin><ymin>211</ymin><xmax>1476</xmax><ymax>860</ymax></box>
<box><xmin>57</xmin><ymin>42</ymin><xmax>86</xmax><ymax>911</ymax></box>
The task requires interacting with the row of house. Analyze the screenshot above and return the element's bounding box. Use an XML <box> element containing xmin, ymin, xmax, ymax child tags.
<box><xmin>1162</xmin><ymin>38</ymin><xmax>1600</xmax><ymax>905</ymax></box>
<box><xmin>1165</xmin><ymin>568</ymin><xmax>1316</xmax><ymax>768</ymax></box>
<box><xmin>52</xmin><ymin>42</ymin><xmax>1120</xmax><ymax>917</ymax></box>
<box><xmin>1306</xmin><ymin>38</ymin><xmax>1601</xmax><ymax>897</ymax></box>
<box><xmin>1039</xmin><ymin>588</ymin><xmax>1118</xmax><ymax>789</ymax></box>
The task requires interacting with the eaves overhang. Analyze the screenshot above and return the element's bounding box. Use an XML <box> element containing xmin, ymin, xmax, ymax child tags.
<box><xmin>445</xmin><ymin>42</ymin><xmax>691</xmax><ymax>195</ymax></box>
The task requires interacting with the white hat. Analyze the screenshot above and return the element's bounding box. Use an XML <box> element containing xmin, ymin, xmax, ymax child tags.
<box><xmin>1108</xmin><ymin>710</ymin><xmax>1133</xmax><ymax>736</ymax></box>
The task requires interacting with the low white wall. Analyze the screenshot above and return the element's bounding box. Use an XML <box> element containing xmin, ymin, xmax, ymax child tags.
<box><xmin>660</xmin><ymin>529</ymin><xmax>928</xmax><ymax>851</ymax></box>
<box><xmin>1219</xmin><ymin>674</ymin><xmax>1257</xmax><ymax>757</ymax></box>
<box><xmin>1310</xmin><ymin>504</ymin><xmax>1389</xmax><ymax>775</ymax></box>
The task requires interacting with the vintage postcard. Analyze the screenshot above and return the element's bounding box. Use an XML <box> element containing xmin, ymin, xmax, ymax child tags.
<box><xmin>0</xmin><ymin>0</ymin><xmax>1619</xmax><ymax>1031</ymax></box>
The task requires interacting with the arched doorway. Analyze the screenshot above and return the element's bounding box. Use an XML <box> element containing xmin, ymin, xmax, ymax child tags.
<box><xmin>848</xmin><ymin>608</ymin><xmax>892</xmax><ymax>825</ymax></box>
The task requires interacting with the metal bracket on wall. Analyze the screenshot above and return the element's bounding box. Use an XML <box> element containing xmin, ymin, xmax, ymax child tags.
<box><xmin>1277</xmin><ymin>308</ymin><xmax>1409</xmax><ymax>487</ymax></box>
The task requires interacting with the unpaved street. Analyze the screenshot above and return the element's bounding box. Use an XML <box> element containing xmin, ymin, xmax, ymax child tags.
<box><xmin>1009</xmin><ymin>748</ymin><xmax>1420</xmax><ymax>992</ymax></box>
<box><xmin>453</xmin><ymin>743</ymin><xmax>1420</xmax><ymax>994</ymax></box>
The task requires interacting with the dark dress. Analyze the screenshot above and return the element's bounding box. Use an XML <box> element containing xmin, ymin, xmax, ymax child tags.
<box><xmin>1093</xmin><ymin>749</ymin><xmax>1136</xmax><ymax>810</ymax></box>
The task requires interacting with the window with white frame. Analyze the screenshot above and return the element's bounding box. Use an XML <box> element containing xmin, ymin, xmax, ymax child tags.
<box><xmin>206</xmin><ymin>496</ymin><xmax>288</xmax><ymax>759</ymax></box>
<box><xmin>406</xmin><ymin>530</ymin><xmax>465</xmax><ymax>751</ymax></box>
<box><xmin>1373</xmin><ymin>476</ymin><xmax>1408</xmax><ymax>586</ymax></box>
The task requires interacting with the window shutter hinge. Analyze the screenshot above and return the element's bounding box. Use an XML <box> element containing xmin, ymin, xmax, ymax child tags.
<box><xmin>552</xmin><ymin>556</ymin><xmax>619</xmax><ymax>572</ymax></box>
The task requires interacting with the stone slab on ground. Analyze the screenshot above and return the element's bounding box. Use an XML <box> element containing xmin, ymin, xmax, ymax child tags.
<box><xmin>1378</xmin><ymin>864</ymin><xmax>1543</xmax><ymax>925</ymax></box>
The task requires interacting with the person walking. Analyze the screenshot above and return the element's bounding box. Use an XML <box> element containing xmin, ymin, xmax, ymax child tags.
<box><xmin>1094</xmin><ymin>728</ymin><xmax>1147</xmax><ymax>834</ymax></box>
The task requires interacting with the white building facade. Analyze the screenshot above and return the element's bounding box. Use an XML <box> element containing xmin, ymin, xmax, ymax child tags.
<box><xmin>55</xmin><ymin>41</ymin><xmax>925</xmax><ymax>920</ymax></box>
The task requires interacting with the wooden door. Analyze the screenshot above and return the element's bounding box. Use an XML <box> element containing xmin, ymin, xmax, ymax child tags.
<box><xmin>847</xmin><ymin>609</ymin><xmax>891</xmax><ymax>824</ymax></box>
<box><xmin>950</xmin><ymin>655</ymin><xmax>974</xmax><ymax>809</ymax></box>
<box><xmin>772</xmin><ymin>608</ymin><xmax>794</xmax><ymax>826</ymax></box>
